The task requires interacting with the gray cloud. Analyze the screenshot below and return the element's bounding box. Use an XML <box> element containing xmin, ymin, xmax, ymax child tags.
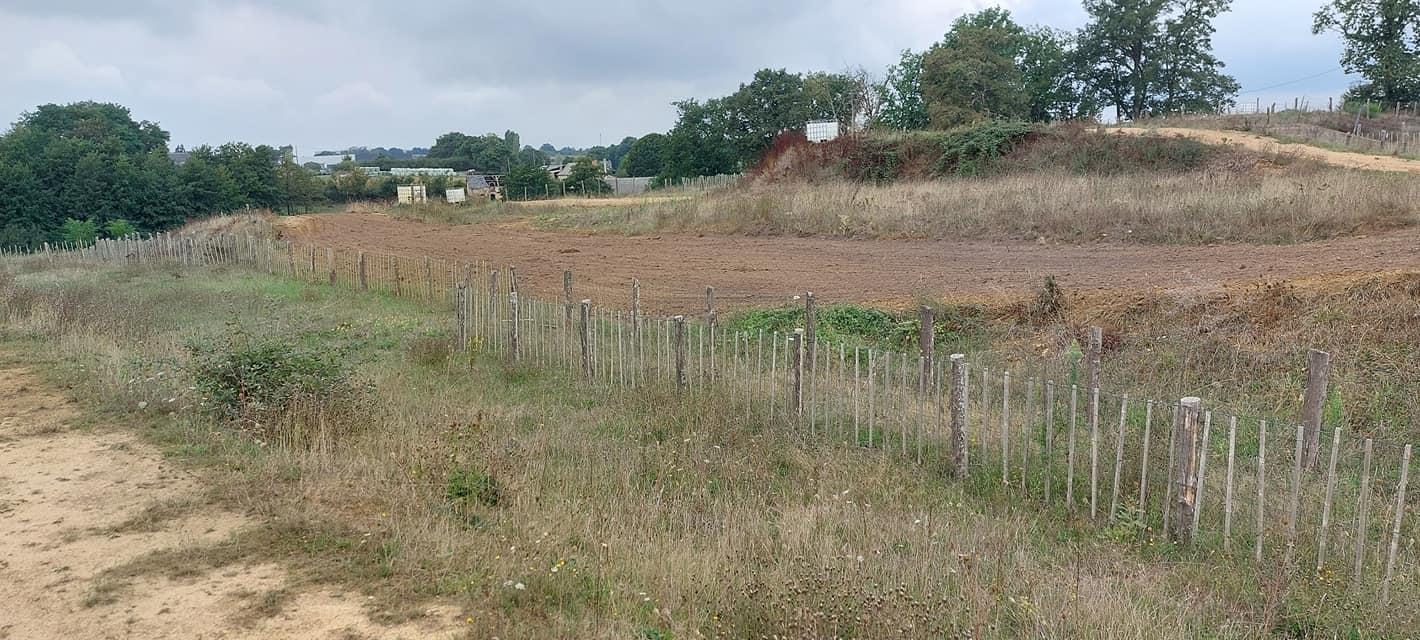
<box><xmin>0</xmin><ymin>1</ymin><xmax>1355</xmax><ymax>152</ymax></box>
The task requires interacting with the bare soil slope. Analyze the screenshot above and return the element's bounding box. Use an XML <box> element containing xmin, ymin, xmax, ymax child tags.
<box><xmin>1113</xmin><ymin>126</ymin><xmax>1420</xmax><ymax>174</ymax></box>
<box><xmin>278</xmin><ymin>213</ymin><xmax>1420</xmax><ymax>312</ymax></box>
<box><xmin>0</xmin><ymin>358</ymin><xmax>459</xmax><ymax>639</ymax></box>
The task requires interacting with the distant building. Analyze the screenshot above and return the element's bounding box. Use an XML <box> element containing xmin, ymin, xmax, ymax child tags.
<box><xmin>168</xmin><ymin>151</ymin><xmax>191</xmax><ymax>166</ymax></box>
<box><xmin>466</xmin><ymin>173</ymin><xmax>503</xmax><ymax>200</ymax></box>
<box><xmin>296</xmin><ymin>155</ymin><xmax>352</xmax><ymax>173</ymax></box>
<box><xmin>541</xmin><ymin>163</ymin><xmax>575</xmax><ymax>180</ymax></box>
<box><xmin>389</xmin><ymin>167</ymin><xmax>456</xmax><ymax>177</ymax></box>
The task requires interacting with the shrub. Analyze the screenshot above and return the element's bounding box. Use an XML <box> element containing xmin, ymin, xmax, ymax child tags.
<box><xmin>104</xmin><ymin>219</ymin><xmax>138</xmax><ymax>239</ymax></box>
<box><xmin>446</xmin><ymin>467</ymin><xmax>501</xmax><ymax>508</ymax></box>
<box><xmin>932</xmin><ymin>120</ymin><xmax>1037</xmax><ymax>177</ymax></box>
<box><xmin>59</xmin><ymin>218</ymin><xmax>99</xmax><ymax>246</ymax></box>
<box><xmin>186</xmin><ymin>330</ymin><xmax>354</xmax><ymax>427</ymax></box>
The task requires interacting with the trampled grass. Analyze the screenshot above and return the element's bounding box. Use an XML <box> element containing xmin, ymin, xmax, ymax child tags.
<box><xmin>2</xmin><ymin>258</ymin><xmax>1417</xmax><ymax>637</ymax></box>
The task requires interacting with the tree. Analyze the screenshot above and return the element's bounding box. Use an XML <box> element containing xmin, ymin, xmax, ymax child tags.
<box><xmin>921</xmin><ymin>8</ymin><xmax>1031</xmax><ymax>127</ymax></box>
<box><xmin>722</xmin><ymin>69</ymin><xmax>813</xmax><ymax>164</ymax></box>
<box><xmin>1077</xmin><ymin>0</ymin><xmax>1240</xmax><ymax>120</ymax></box>
<box><xmin>1313</xmin><ymin>0</ymin><xmax>1420</xmax><ymax>105</ymax></box>
<box><xmin>277</xmin><ymin>151</ymin><xmax>322</xmax><ymax>214</ymax></box>
<box><xmin>660</xmin><ymin>99</ymin><xmax>736</xmax><ymax>180</ymax></box>
<box><xmin>619</xmin><ymin>133</ymin><xmax>667</xmax><ymax>177</ymax></box>
<box><xmin>876</xmin><ymin>50</ymin><xmax>930</xmax><ymax>130</ymax></box>
<box><xmin>1021</xmin><ymin>27</ymin><xmax>1099</xmax><ymax>121</ymax></box>
<box><xmin>104</xmin><ymin>219</ymin><xmax>137</xmax><ymax>238</ymax></box>
<box><xmin>803</xmin><ymin>70</ymin><xmax>873</xmax><ymax>129</ymax></box>
<box><xmin>561</xmin><ymin>157</ymin><xmax>610</xmax><ymax>195</ymax></box>
<box><xmin>59</xmin><ymin>218</ymin><xmax>99</xmax><ymax>246</ymax></box>
<box><xmin>504</xmin><ymin>162</ymin><xmax>556</xmax><ymax>200</ymax></box>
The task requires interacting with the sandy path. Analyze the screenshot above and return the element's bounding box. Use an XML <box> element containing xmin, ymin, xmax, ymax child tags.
<box><xmin>278</xmin><ymin>213</ymin><xmax>1420</xmax><ymax>313</ymax></box>
<box><xmin>1112</xmin><ymin>127</ymin><xmax>1420</xmax><ymax>174</ymax></box>
<box><xmin>0</xmin><ymin>359</ymin><xmax>459</xmax><ymax>639</ymax></box>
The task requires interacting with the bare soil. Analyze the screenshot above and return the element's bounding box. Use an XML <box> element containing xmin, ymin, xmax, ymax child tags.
<box><xmin>277</xmin><ymin>213</ymin><xmax>1420</xmax><ymax>313</ymax></box>
<box><xmin>0</xmin><ymin>358</ymin><xmax>461</xmax><ymax>639</ymax></box>
<box><xmin>1113</xmin><ymin>126</ymin><xmax>1420</xmax><ymax>174</ymax></box>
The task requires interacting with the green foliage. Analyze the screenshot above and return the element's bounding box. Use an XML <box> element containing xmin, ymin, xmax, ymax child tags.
<box><xmin>875</xmin><ymin>49</ymin><xmax>930</xmax><ymax>130</ymax></box>
<box><xmin>922</xmin><ymin>8</ymin><xmax>1031</xmax><ymax>127</ymax></box>
<box><xmin>426</xmin><ymin>131</ymin><xmax>517</xmax><ymax>172</ymax></box>
<box><xmin>619</xmin><ymin>133</ymin><xmax>667</xmax><ymax>178</ymax></box>
<box><xmin>1313</xmin><ymin>0</ymin><xmax>1420</xmax><ymax>105</ymax></box>
<box><xmin>562</xmin><ymin>157</ymin><xmax>610</xmax><ymax>195</ymax></box>
<box><xmin>276</xmin><ymin>151</ymin><xmax>323</xmax><ymax>214</ymax></box>
<box><xmin>59</xmin><ymin>218</ymin><xmax>99</xmax><ymax>246</ymax></box>
<box><xmin>186</xmin><ymin>330</ymin><xmax>353</xmax><ymax>424</ymax></box>
<box><xmin>932</xmin><ymin>120</ymin><xmax>1037</xmax><ymax>176</ymax></box>
<box><xmin>103</xmin><ymin>219</ymin><xmax>137</xmax><ymax>239</ymax></box>
<box><xmin>1077</xmin><ymin>0</ymin><xmax>1241</xmax><ymax>120</ymax></box>
<box><xmin>446</xmin><ymin>467</ymin><xmax>502</xmax><ymax>508</ymax></box>
<box><xmin>505</xmin><ymin>162</ymin><xmax>557</xmax><ymax>201</ymax></box>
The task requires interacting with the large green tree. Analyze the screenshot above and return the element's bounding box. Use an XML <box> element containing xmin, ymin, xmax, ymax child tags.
<box><xmin>922</xmin><ymin>8</ymin><xmax>1031</xmax><ymax>127</ymax></box>
<box><xmin>561</xmin><ymin>157</ymin><xmax>610</xmax><ymax>195</ymax></box>
<box><xmin>618</xmin><ymin>133</ymin><xmax>667</xmax><ymax>177</ymax></box>
<box><xmin>1077</xmin><ymin>0</ymin><xmax>1240</xmax><ymax>120</ymax></box>
<box><xmin>875</xmin><ymin>50</ymin><xmax>930</xmax><ymax>130</ymax></box>
<box><xmin>1313</xmin><ymin>0</ymin><xmax>1420</xmax><ymax>104</ymax></box>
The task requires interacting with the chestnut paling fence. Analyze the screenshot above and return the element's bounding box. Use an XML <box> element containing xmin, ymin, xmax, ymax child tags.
<box><xmin>7</xmin><ymin>229</ymin><xmax>1418</xmax><ymax>606</ymax></box>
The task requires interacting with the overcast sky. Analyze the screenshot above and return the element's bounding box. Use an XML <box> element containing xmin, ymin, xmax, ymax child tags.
<box><xmin>0</xmin><ymin>1</ymin><xmax>1352</xmax><ymax>152</ymax></box>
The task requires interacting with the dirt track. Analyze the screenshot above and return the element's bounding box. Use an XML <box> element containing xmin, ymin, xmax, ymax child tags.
<box><xmin>0</xmin><ymin>357</ymin><xmax>459</xmax><ymax>639</ymax></box>
<box><xmin>1113</xmin><ymin>127</ymin><xmax>1420</xmax><ymax>174</ymax></box>
<box><xmin>279</xmin><ymin>213</ymin><xmax>1420</xmax><ymax>312</ymax></box>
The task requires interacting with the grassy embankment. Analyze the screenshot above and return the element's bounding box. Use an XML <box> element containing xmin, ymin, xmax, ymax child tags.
<box><xmin>2</xmin><ymin>246</ymin><xmax>1417</xmax><ymax>636</ymax></box>
<box><xmin>519</xmin><ymin>124</ymin><xmax>1420</xmax><ymax>244</ymax></box>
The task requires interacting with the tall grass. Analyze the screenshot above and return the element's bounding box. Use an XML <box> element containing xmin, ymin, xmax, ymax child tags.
<box><xmin>537</xmin><ymin>165</ymin><xmax>1420</xmax><ymax>244</ymax></box>
<box><xmin>7</xmin><ymin>263</ymin><xmax>1413</xmax><ymax>636</ymax></box>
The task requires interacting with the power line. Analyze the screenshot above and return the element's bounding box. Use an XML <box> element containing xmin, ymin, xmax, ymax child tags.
<box><xmin>1238</xmin><ymin>67</ymin><xmax>1342</xmax><ymax>95</ymax></box>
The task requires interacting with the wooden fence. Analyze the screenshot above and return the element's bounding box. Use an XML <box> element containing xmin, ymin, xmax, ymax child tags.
<box><xmin>7</xmin><ymin>229</ymin><xmax>1417</xmax><ymax>606</ymax></box>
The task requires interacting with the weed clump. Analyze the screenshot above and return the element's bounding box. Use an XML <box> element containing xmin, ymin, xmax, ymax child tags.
<box><xmin>186</xmin><ymin>328</ymin><xmax>361</xmax><ymax>440</ymax></box>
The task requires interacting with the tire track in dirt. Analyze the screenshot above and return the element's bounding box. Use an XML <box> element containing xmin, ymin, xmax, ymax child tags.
<box><xmin>0</xmin><ymin>358</ymin><xmax>461</xmax><ymax>639</ymax></box>
<box><xmin>279</xmin><ymin>213</ymin><xmax>1420</xmax><ymax>313</ymax></box>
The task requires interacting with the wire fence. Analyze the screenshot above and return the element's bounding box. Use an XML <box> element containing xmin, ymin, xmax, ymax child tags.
<box><xmin>6</xmin><ymin>227</ymin><xmax>1417</xmax><ymax>608</ymax></box>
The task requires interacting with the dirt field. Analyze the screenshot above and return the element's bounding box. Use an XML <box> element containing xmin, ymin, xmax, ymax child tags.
<box><xmin>278</xmin><ymin>213</ymin><xmax>1420</xmax><ymax>312</ymax></box>
<box><xmin>0</xmin><ymin>357</ymin><xmax>461</xmax><ymax>639</ymax></box>
<box><xmin>1113</xmin><ymin>126</ymin><xmax>1420</xmax><ymax>174</ymax></box>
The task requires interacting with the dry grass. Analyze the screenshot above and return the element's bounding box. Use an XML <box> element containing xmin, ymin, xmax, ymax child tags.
<box><xmin>535</xmin><ymin>165</ymin><xmax>1420</xmax><ymax>244</ymax></box>
<box><xmin>3</xmin><ymin>261</ymin><xmax>1415</xmax><ymax>637</ymax></box>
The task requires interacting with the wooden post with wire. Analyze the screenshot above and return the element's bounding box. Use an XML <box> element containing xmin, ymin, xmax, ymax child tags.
<box><xmin>1302</xmin><ymin>349</ymin><xmax>1330</xmax><ymax>470</ymax></box>
<box><xmin>949</xmin><ymin>354</ymin><xmax>967</xmax><ymax>478</ymax></box>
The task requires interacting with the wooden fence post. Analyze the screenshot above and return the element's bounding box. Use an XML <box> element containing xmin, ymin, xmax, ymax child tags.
<box><xmin>790</xmin><ymin>330</ymin><xmax>804</xmax><ymax>416</ymax></box>
<box><xmin>326</xmin><ymin>247</ymin><xmax>336</xmax><ymax>285</ymax></box>
<box><xmin>579</xmin><ymin>300</ymin><xmax>592</xmax><ymax>377</ymax></box>
<box><xmin>357</xmin><ymin>251</ymin><xmax>367</xmax><ymax>291</ymax></box>
<box><xmin>673</xmin><ymin>315</ymin><xmax>687</xmax><ymax>393</ymax></box>
<box><xmin>508</xmin><ymin>267</ymin><xmax>520</xmax><ymax>361</ymax></box>
<box><xmin>455</xmin><ymin>283</ymin><xmax>468</xmax><ymax>350</ymax></box>
<box><xmin>1086</xmin><ymin>326</ymin><xmax>1103</xmax><ymax>392</ymax></box>
<box><xmin>1170</xmin><ymin>397</ymin><xmax>1203</xmax><ymax>543</ymax></box>
<box><xmin>630</xmin><ymin>278</ymin><xmax>641</xmax><ymax>338</ymax></box>
<box><xmin>1302</xmin><ymin>349</ymin><xmax>1331</xmax><ymax>470</ymax></box>
<box><xmin>1316</xmin><ymin>427</ymin><xmax>1341</xmax><ymax>572</ymax></box>
<box><xmin>563</xmin><ymin>270</ymin><xmax>574</xmax><ymax>324</ymax></box>
<box><xmin>1380</xmin><ymin>445</ymin><xmax>1412</xmax><ymax>604</ymax></box>
<box><xmin>1354</xmin><ymin>438</ymin><xmax>1374</xmax><ymax>577</ymax></box>
<box><xmin>1285</xmin><ymin>424</ymin><xmax>1305</xmax><ymax>566</ymax></box>
<box><xmin>949</xmin><ymin>354</ymin><xmax>967</xmax><ymax>478</ymax></box>
<box><xmin>804</xmin><ymin>292</ymin><xmax>816</xmax><ymax>371</ymax></box>
<box><xmin>919</xmin><ymin>306</ymin><xmax>934</xmax><ymax>393</ymax></box>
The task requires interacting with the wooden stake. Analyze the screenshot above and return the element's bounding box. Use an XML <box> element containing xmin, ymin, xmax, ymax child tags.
<box><xmin>1139</xmin><ymin>401</ymin><xmax>1155</xmax><ymax>522</ymax></box>
<box><xmin>1255</xmin><ymin>420</ymin><xmax>1268</xmax><ymax>563</ymax></box>
<box><xmin>1001</xmin><ymin>371</ymin><xmax>1011</xmax><ymax>485</ymax></box>
<box><xmin>804</xmin><ymin>292</ymin><xmax>817</xmax><ymax>371</ymax></box>
<box><xmin>1090</xmin><ymin>387</ymin><xmax>1101</xmax><ymax>519</ymax></box>
<box><xmin>1353</xmin><ymin>438</ymin><xmax>1374</xmax><ymax>578</ymax></box>
<box><xmin>508</xmin><ymin>267</ymin><xmax>520</xmax><ymax>360</ymax></box>
<box><xmin>1380</xmin><ymin>444</ymin><xmax>1411</xmax><ymax>604</ymax></box>
<box><xmin>357</xmin><ymin>251</ymin><xmax>367</xmax><ymax>291</ymax></box>
<box><xmin>789</xmin><ymin>330</ymin><xmax>803</xmax><ymax>417</ymax></box>
<box><xmin>950</xmin><ymin>354</ymin><xmax>967</xmax><ymax>478</ymax></box>
<box><xmin>1110</xmin><ymin>395</ymin><xmax>1129</xmax><ymax>521</ymax></box>
<box><xmin>1224</xmin><ymin>416</ymin><xmax>1238</xmax><ymax>551</ymax></box>
<box><xmin>919</xmin><ymin>306</ymin><xmax>934</xmax><ymax>392</ymax></box>
<box><xmin>1192</xmin><ymin>411</ymin><xmax>1213</xmax><ymax>538</ymax></box>
<box><xmin>1170</xmin><ymin>397</ymin><xmax>1202</xmax><ymax>543</ymax></box>
<box><xmin>563</xmin><ymin>270</ymin><xmax>574</xmax><ymax>323</ymax></box>
<box><xmin>1045</xmin><ymin>380</ymin><xmax>1055</xmax><ymax>503</ymax></box>
<box><xmin>1317</xmin><ymin>427</ymin><xmax>1341</xmax><ymax>572</ymax></box>
<box><xmin>1066</xmin><ymin>385</ymin><xmax>1078</xmax><ymax>510</ymax></box>
<box><xmin>1302</xmin><ymin>349</ymin><xmax>1331</xmax><ymax>470</ymax></box>
<box><xmin>579</xmin><ymin>300</ymin><xmax>592</xmax><ymax>377</ymax></box>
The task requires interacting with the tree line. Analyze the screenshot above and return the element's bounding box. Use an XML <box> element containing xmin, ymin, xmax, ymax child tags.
<box><xmin>2</xmin><ymin>0</ymin><xmax>1413</xmax><ymax>243</ymax></box>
